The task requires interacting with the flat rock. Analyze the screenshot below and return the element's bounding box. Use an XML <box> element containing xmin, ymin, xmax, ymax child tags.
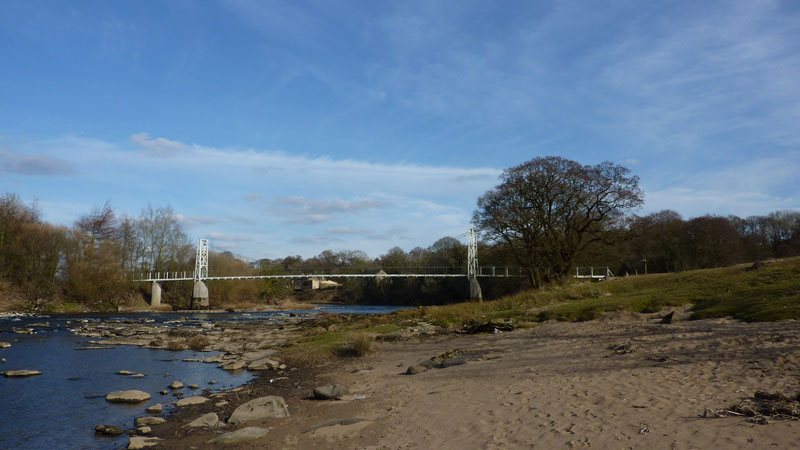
<box><xmin>106</xmin><ymin>390</ymin><xmax>151</xmax><ymax>403</ymax></box>
<box><xmin>313</xmin><ymin>384</ymin><xmax>346</xmax><ymax>400</ymax></box>
<box><xmin>228</xmin><ymin>396</ymin><xmax>290</xmax><ymax>425</ymax></box>
<box><xmin>131</xmin><ymin>373</ymin><xmax>145</xmax><ymax>378</ymax></box>
<box><xmin>208</xmin><ymin>427</ymin><xmax>269</xmax><ymax>445</ymax></box>
<box><xmin>242</xmin><ymin>350</ymin><xmax>276</xmax><ymax>361</ymax></box>
<box><xmin>3</xmin><ymin>370</ymin><xmax>42</xmax><ymax>377</ymax></box>
<box><xmin>247</xmin><ymin>357</ymin><xmax>280</xmax><ymax>371</ymax></box>
<box><xmin>169</xmin><ymin>380</ymin><xmax>184</xmax><ymax>389</ymax></box>
<box><xmin>219</xmin><ymin>360</ymin><xmax>247</xmax><ymax>371</ymax></box>
<box><xmin>176</xmin><ymin>396</ymin><xmax>210</xmax><ymax>407</ymax></box>
<box><xmin>128</xmin><ymin>436</ymin><xmax>162</xmax><ymax>449</ymax></box>
<box><xmin>117</xmin><ymin>370</ymin><xmax>135</xmax><ymax>375</ymax></box>
<box><xmin>145</xmin><ymin>403</ymin><xmax>163</xmax><ymax>414</ymax></box>
<box><xmin>137</xmin><ymin>426</ymin><xmax>151</xmax><ymax>434</ymax></box>
<box><xmin>185</xmin><ymin>412</ymin><xmax>221</xmax><ymax>428</ymax></box>
<box><xmin>134</xmin><ymin>416</ymin><xmax>166</xmax><ymax>427</ymax></box>
<box><xmin>0</xmin><ymin>342</ymin><xmax>11</xmax><ymax>348</ymax></box>
<box><xmin>188</xmin><ymin>384</ymin><xmax>198</xmax><ymax>389</ymax></box>
<box><xmin>95</xmin><ymin>424</ymin><xmax>124</xmax><ymax>436</ymax></box>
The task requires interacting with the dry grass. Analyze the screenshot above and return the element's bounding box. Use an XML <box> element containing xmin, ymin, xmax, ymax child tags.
<box><xmin>348</xmin><ymin>332</ymin><xmax>374</xmax><ymax>357</ymax></box>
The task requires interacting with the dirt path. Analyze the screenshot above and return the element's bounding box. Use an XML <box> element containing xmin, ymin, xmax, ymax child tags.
<box><xmin>157</xmin><ymin>316</ymin><xmax>800</xmax><ymax>449</ymax></box>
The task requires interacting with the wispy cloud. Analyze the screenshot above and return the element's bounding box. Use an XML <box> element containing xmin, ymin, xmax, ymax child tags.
<box><xmin>0</xmin><ymin>149</ymin><xmax>76</xmax><ymax>175</ymax></box>
<box><xmin>130</xmin><ymin>132</ymin><xmax>190</xmax><ymax>157</ymax></box>
<box><xmin>177</xmin><ymin>214</ymin><xmax>222</xmax><ymax>227</ymax></box>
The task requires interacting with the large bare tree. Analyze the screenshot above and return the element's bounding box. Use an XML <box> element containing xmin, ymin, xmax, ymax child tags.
<box><xmin>473</xmin><ymin>156</ymin><xmax>643</xmax><ymax>287</ymax></box>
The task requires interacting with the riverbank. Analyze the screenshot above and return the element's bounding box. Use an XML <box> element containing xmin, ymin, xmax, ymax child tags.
<box><xmin>144</xmin><ymin>309</ymin><xmax>800</xmax><ymax>449</ymax></box>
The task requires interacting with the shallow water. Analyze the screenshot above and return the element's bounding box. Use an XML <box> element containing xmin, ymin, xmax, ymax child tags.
<box><xmin>0</xmin><ymin>305</ymin><xmax>406</xmax><ymax>450</ymax></box>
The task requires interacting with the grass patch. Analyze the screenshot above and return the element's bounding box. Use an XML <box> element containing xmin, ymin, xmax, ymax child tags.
<box><xmin>394</xmin><ymin>257</ymin><xmax>800</xmax><ymax>326</ymax></box>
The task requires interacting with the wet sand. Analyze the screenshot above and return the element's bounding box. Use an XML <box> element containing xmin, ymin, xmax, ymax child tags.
<box><xmin>154</xmin><ymin>313</ymin><xmax>800</xmax><ymax>449</ymax></box>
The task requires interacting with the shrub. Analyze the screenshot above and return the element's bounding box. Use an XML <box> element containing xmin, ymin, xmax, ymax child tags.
<box><xmin>349</xmin><ymin>333</ymin><xmax>374</xmax><ymax>357</ymax></box>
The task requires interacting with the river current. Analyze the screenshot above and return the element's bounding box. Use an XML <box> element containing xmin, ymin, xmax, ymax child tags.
<box><xmin>0</xmin><ymin>305</ymin><xmax>406</xmax><ymax>450</ymax></box>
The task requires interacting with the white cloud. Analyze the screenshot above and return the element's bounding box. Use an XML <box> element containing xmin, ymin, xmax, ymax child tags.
<box><xmin>130</xmin><ymin>132</ymin><xmax>190</xmax><ymax>157</ymax></box>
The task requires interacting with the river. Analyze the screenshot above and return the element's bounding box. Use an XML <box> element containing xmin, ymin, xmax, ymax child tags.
<box><xmin>0</xmin><ymin>305</ymin><xmax>407</xmax><ymax>450</ymax></box>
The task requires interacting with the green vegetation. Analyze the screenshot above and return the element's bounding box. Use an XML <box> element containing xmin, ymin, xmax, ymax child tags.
<box><xmin>396</xmin><ymin>257</ymin><xmax>800</xmax><ymax>326</ymax></box>
<box><xmin>282</xmin><ymin>258</ymin><xmax>800</xmax><ymax>362</ymax></box>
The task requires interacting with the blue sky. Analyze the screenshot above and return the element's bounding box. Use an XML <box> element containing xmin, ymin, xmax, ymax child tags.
<box><xmin>1</xmin><ymin>0</ymin><xmax>799</xmax><ymax>259</ymax></box>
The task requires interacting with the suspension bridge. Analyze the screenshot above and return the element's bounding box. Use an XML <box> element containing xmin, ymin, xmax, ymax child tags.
<box><xmin>137</xmin><ymin>229</ymin><xmax>522</xmax><ymax>308</ymax></box>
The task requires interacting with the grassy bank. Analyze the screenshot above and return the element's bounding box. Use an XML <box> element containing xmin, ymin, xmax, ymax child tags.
<box><xmin>396</xmin><ymin>257</ymin><xmax>800</xmax><ymax>326</ymax></box>
<box><xmin>281</xmin><ymin>257</ymin><xmax>800</xmax><ymax>360</ymax></box>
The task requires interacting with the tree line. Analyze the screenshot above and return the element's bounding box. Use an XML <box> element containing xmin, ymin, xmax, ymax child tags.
<box><xmin>2</xmin><ymin>155</ymin><xmax>798</xmax><ymax>310</ymax></box>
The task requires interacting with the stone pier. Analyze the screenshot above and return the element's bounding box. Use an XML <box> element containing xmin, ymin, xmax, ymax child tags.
<box><xmin>469</xmin><ymin>277</ymin><xmax>483</xmax><ymax>302</ymax></box>
<box><xmin>192</xmin><ymin>281</ymin><xmax>209</xmax><ymax>309</ymax></box>
<box><xmin>151</xmin><ymin>282</ymin><xmax>162</xmax><ymax>307</ymax></box>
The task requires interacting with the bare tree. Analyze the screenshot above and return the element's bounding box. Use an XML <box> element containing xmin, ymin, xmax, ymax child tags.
<box><xmin>473</xmin><ymin>156</ymin><xmax>643</xmax><ymax>287</ymax></box>
<box><xmin>138</xmin><ymin>204</ymin><xmax>191</xmax><ymax>272</ymax></box>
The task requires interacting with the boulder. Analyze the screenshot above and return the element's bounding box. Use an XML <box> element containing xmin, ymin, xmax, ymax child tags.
<box><xmin>106</xmin><ymin>390</ymin><xmax>151</xmax><ymax>403</ymax></box>
<box><xmin>134</xmin><ymin>416</ymin><xmax>166</xmax><ymax>427</ymax></box>
<box><xmin>228</xmin><ymin>396</ymin><xmax>290</xmax><ymax>425</ymax></box>
<box><xmin>95</xmin><ymin>424</ymin><xmax>124</xmax><ymax>436</ymax></box>
<box><xmin>128</xmin><ymin>436</ymin><xmax>162</xmax><ymax>449</ymax></box>
<box><xmin>145</xmin><ymin>403</ymin><xmax>163</xmax><ymax>414</ymax></box>
<box><xmin>208</xmin><ymin>427</ymin><xmax>269</xmax><ymax>445</ymax></box>
<box><xmin>188</xmin><ymin>384</ymin><xmax>199</xmax><ymax>389</ymax></box>
<box><xmin>159</xmin><ymin>390</ymin><xmax>168</xmax><ymax>395</ymax></box>
<box><xmin>2</xmin><ymin>370</ymin><xmax>42</xmax><ymax>377</ymax></box>
<box><xmin>176</xmin><ymin>396</ymin><xmax>210</xmax><ymax>407</ymax></box>
<box><xmin>169</xmin><ymin>380</ymin><xmax>184</xmax><ymax>389</ymax></box>
<box><xmin>185</xmin><ymin>412</ymin><xmax>221</xmax><ymax>428</ymax></box>
<box><xmin>0</xmin><ymin>342</ymin><xmax>11</xmax><ymax>348</ymax></box>
<box><xmin>137</xmin><ymin>426</ymin><xmax>151</xmax><ymax>435</ymax></box>
<box><xmin>313</xmin><ymin>384</ymin><xmax>346</xmax><ymax>400</ymax></box>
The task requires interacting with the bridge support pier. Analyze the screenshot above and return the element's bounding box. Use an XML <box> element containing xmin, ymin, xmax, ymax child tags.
<box><xmin>192</xmin><ymin>281</ymin><xmax>209</xmax><ymax>309</ymax></box>
<box><xmin>469</xmin><ymin>277</ymin><xmax>483</xmax><ymax>302</ymax></box>
<box><xmin>151</xmin><ymin>282</ymin><xmax>162</xmax><ymax>307</ymax></box>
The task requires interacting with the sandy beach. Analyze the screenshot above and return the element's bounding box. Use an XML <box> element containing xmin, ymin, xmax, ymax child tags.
<box><xmin>155</xmin><ymin>311</ymin><xmax>800</xmax><ymax>449</ymax></box>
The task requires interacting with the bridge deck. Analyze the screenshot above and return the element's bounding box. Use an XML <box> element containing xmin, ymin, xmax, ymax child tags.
<box><xmin>137</xmin><ymin>271</ymin><xmax>521</xmax><ymax>282</ymax></box>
